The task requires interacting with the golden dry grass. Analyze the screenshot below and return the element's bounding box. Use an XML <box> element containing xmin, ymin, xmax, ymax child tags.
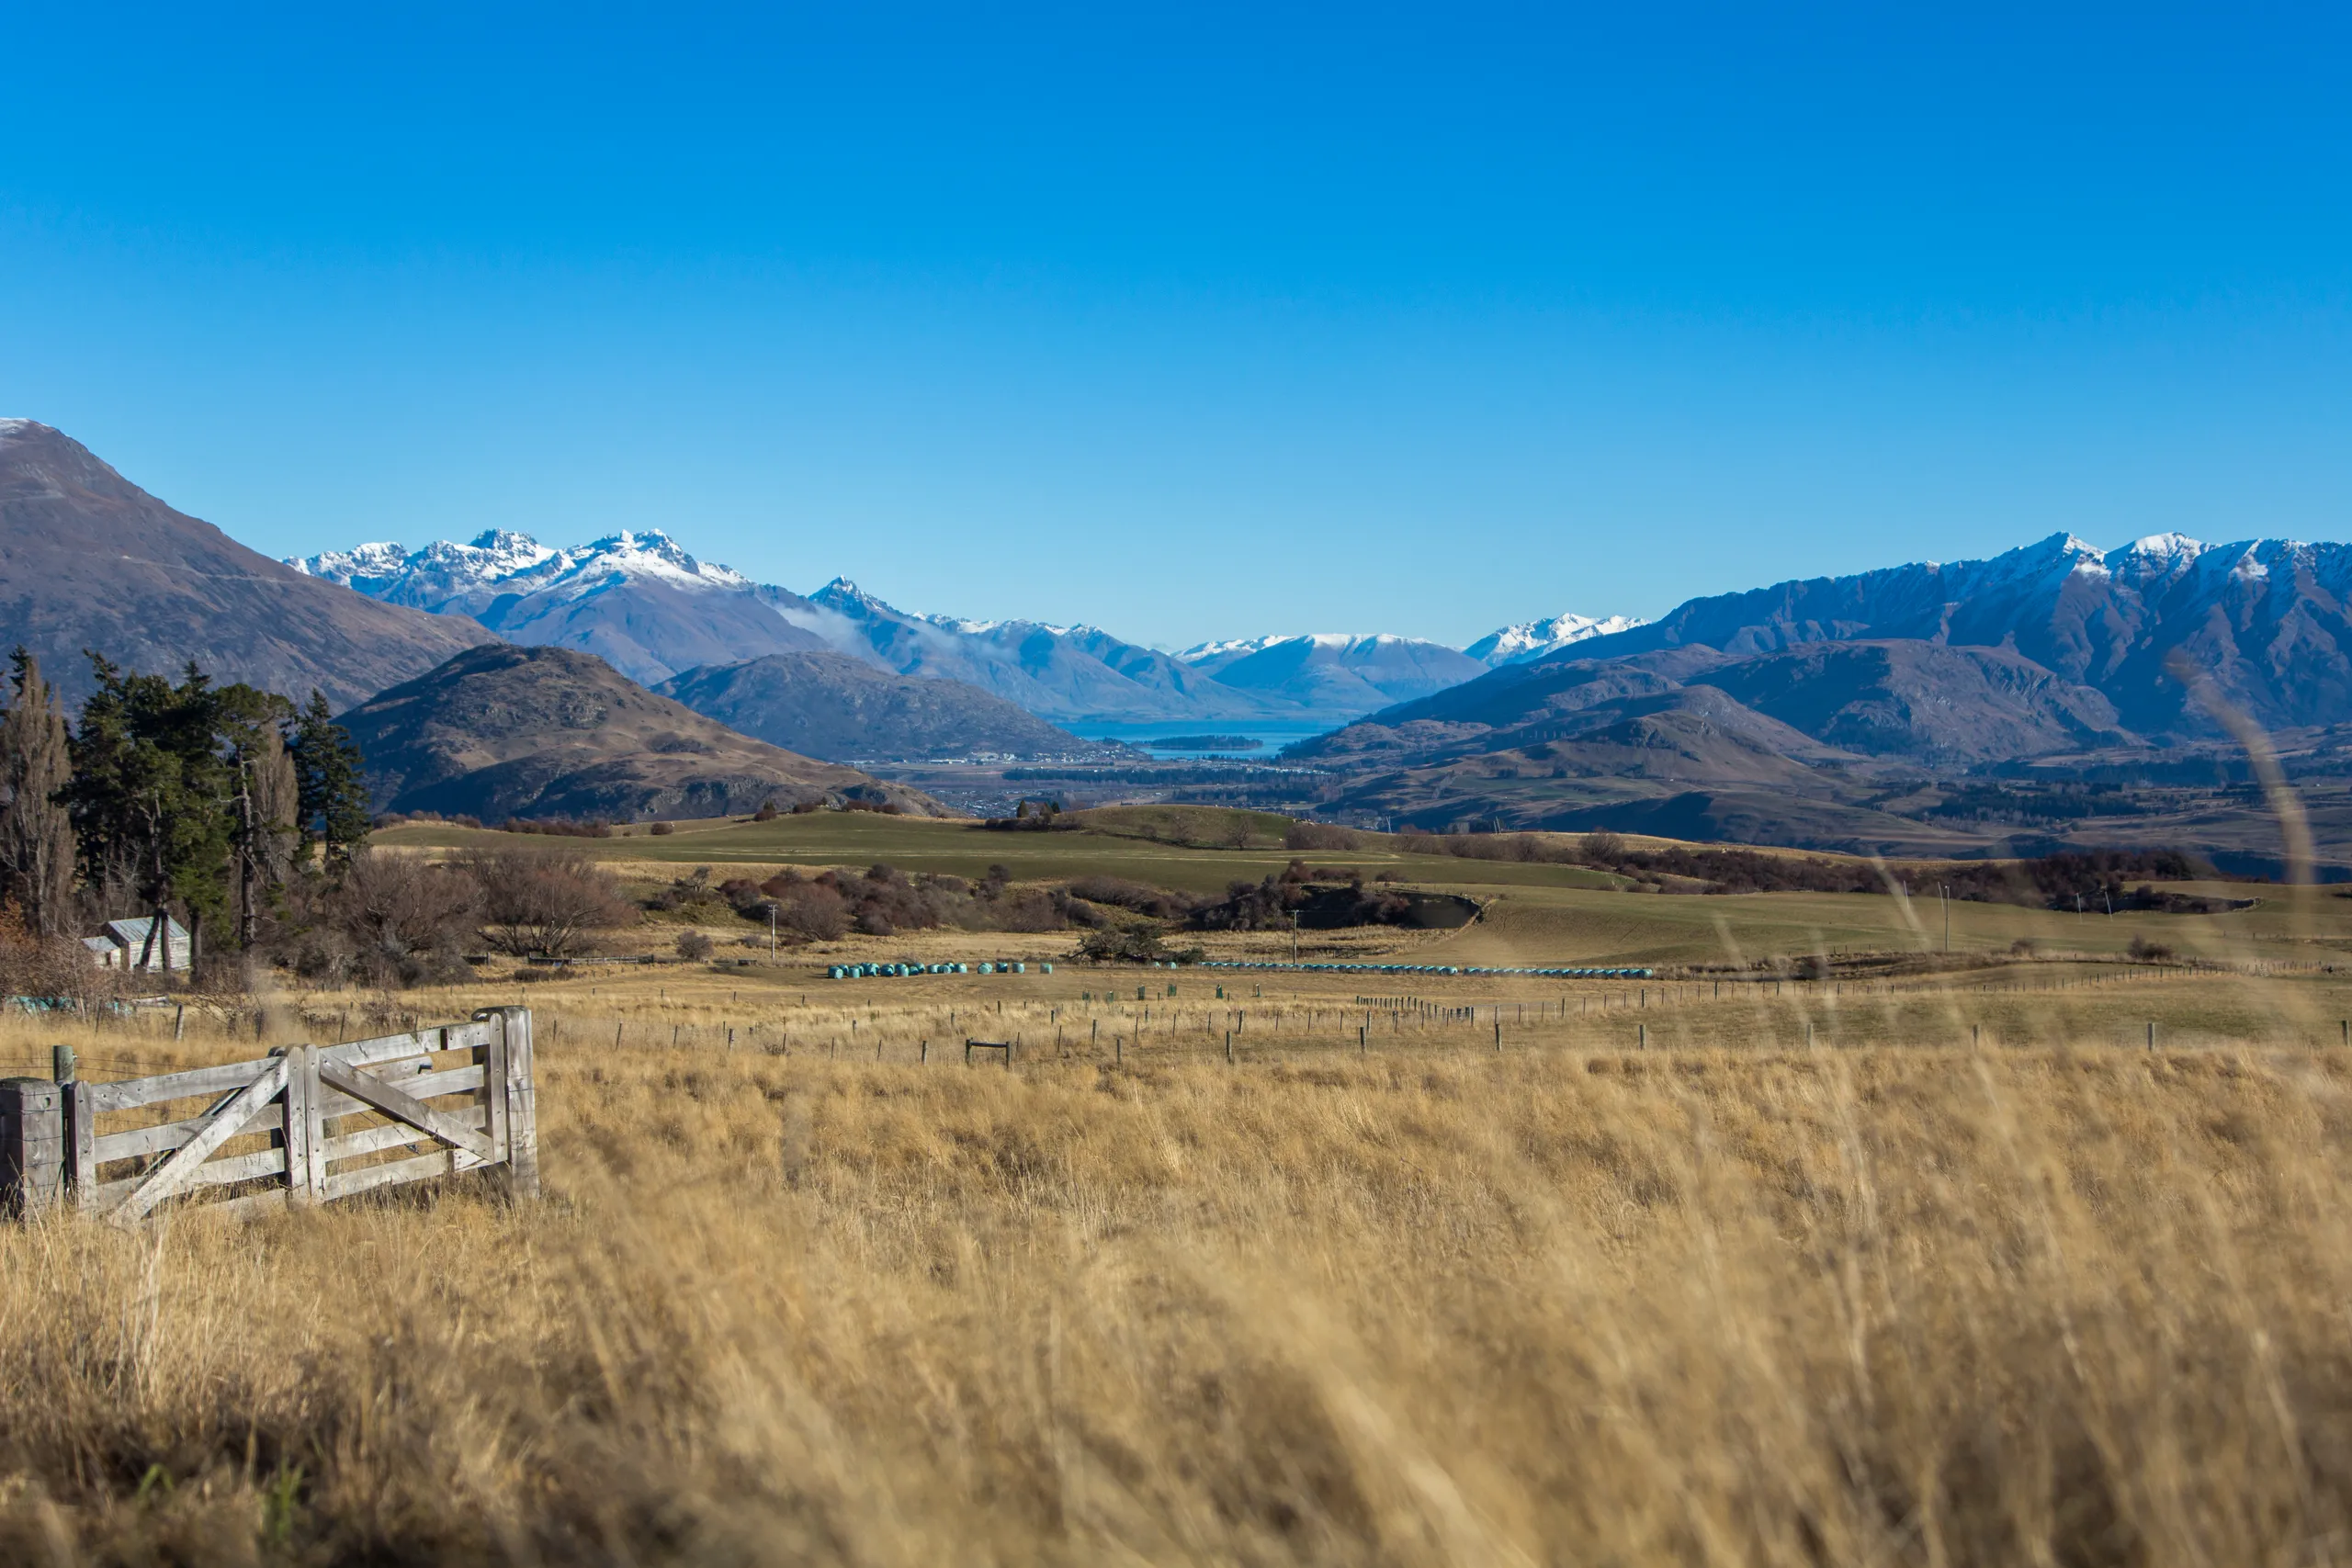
<box><xmin>3</xmin><ymin>960</ymin><xmax>2352</xmax><ymax>1564</ymax></box>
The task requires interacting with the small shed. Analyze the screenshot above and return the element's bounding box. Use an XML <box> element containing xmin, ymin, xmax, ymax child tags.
<box><xmin>85</xmin><ymin>916</ymin><xmax>193</xmax><ymax>973</ymax></box>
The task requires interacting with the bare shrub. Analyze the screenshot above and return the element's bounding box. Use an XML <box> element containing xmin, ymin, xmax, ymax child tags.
<box><xmin>0</xmin><ymin>903</ymin><xmax>114</xmax><ymax>1008</ymax></box>
<box><xmin>1283</xmin><ymin>821</ymin><xmax>1363</xmax><ymax>852</ymax></box>
<box><xmin>461</xmin><ymin>848</ymin><xmax>636</xmax><ymax>958</ymax></box>
<box><xmin>1063</xmin><ymin>876</ymin><xmax>1201</xmax><ymax>920</ymax></box>
<box><xmin>675</xmin><ymin>930</ymin><xmax>714</xmax><ymax>962</ymax></box>
<box><xmin>330</xmin><ymin>848</ymin><xmax>483</xmax><ymax>986</ymax></box>
<box><xmin>770</xmin><ymin>879</ymin><xmax>850</xmax><ymax>941</ymax></box>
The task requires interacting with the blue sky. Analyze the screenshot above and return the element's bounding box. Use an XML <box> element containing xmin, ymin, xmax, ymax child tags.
<box><xmin>4</xmin><ymin>3</ymin><xmax>2350</xmax><ymax>649</ymax></box>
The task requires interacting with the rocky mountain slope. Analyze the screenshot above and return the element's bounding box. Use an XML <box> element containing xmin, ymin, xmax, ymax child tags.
<box><xmin>0</xmin><ymin>422</ymin><xmax>494</xmax><ymax>707</ymax></box>
<box><xmin>654</xmin><ymin>651</ymin><xmax>1108</xmax><ymax>761</ymax></box>
<box><xmin>337</xmin><ymin>644</ymin><xmax>940</xmax><ymax>822</ymax></box>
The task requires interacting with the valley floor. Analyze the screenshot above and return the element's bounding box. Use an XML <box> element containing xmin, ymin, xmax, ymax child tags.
<box><xmin>11</xmin><ymin>821</ymin><xmax>2352</xmax><ymax>1564</ymax></box>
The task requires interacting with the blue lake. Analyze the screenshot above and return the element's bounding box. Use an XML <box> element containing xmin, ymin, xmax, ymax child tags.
<box><xmin>1077</xmin><ymin>719</ymin><xmax>1342</xmax><ymax>760</ymax></box>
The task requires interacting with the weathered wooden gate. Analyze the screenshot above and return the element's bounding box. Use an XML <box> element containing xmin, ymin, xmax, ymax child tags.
<box><xmin>0</xmin><ymin>1007</ymin><xmax>537</xmax><ymax>1222</ymax></box>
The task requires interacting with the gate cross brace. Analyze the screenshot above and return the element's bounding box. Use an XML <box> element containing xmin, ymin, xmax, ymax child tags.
<box><xmin>316</xmin><ymin>1060</ymin><xmax>496</xmax><ymax>1163</ymax></box>
<box><xmin>111</xmin><ymin>1056</ymin><xmax>290</xmax><ymax>1226</ymax></box>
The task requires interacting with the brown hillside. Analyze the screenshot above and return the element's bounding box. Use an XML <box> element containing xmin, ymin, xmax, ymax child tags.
<box><xmin>338</xmin><ymin>644</ymin><xmax>946</xmax><ymax>821</ymax></box>
<box><xmin>0</xmin><ymin>420</ymin><xmax>493</xmax><ymax>706</ymax></box>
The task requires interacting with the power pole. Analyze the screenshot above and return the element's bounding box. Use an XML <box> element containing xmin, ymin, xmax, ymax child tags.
<box><xmin>1939</xmin><ymin>884</ymin><xmax>1950</xmax><ymax>953</ymax></box>
<box><xmin>769</xmin><ymin>903</ymin><xmax>777</xmax><ymax>961</ymax></box>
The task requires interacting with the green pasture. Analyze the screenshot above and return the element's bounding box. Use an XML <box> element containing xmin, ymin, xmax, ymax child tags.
<box><xmin>375</xmin><ymin>811</ymin><xmax>1629</xmax><ymax>897</ymax></box>
<box><xmin>374</xmin><ymin>807</ymin><xmax>2352</xmax><ymax>970</ymax></box>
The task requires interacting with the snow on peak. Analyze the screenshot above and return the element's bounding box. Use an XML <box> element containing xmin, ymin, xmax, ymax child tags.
<box><xmin>288</xmin><ymin>540</ymin><xmax>417</xmax><ymax>585</ymax></box>
<box><xmin>1465</xmin><ymin>611</ymin><xmax>1645</xmax><ymax>666</ymax></box>
<box><xmin>2121</xmin><ymin>532</ymin><xmax>2207</xmax><ymax>561</ymax></box>
<box><xmin>1176</xmin><ymin>632</ymin><xmax>1420</xmax><ymax>664</ymax></box>
<box><xmin>811</xmin><ymin>578</ymin><xmax>893</xmax><ymax>614</ymax></box>
<box><xmin>289</xmin><ymin>526</ymin><xmax>751</xmax><ymax>609</ymax></box>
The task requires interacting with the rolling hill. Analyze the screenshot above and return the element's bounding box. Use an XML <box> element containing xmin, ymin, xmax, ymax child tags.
<box><xmin>337</xmin><ymin>644</ymin><xmax>943</xmax><ymax>822</ymax></box>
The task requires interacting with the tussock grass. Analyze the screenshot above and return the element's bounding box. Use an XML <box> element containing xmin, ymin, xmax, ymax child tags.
<box><xmin>2</xmin><ymin>975</ymin><xmax>2352</xmax><ymax>1563</ymax></box>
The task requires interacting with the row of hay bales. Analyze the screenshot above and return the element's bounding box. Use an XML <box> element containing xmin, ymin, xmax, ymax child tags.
<box><xmin>825</xmin><ymin>961</ymin><xmax>1057</xmax><ymax>979</ymax></box>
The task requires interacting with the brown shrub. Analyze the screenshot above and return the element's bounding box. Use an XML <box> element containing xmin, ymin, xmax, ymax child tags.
<box><xmin>460</xmin><ymin>847</ymin><xmax>637</xmax><ymax>958</ymax></box>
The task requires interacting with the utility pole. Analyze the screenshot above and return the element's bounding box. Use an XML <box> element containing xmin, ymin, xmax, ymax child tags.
<box><xmin>1939</xmin><ymin>883</ymin><xmax>1951</xmax><ymax>953</ymax></box>
<box><xmin>1291</xmin><ymin>912</ymin><xmax>1299</xmax><ymax>964</ymax></box>
<box><xmin>769</xmin><ymin>903</ymin><xmax>777</xmax><ymax>961</ymax></box>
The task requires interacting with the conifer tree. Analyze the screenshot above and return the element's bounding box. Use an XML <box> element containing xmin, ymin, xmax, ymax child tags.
<box><xmin>0</xmin><ymin>650</ymin><xmax>75</xmax><ymax>937</ymax></box>
<box><xmin>288</xmin><ymin>690</ymin><xmax>371</xmax><ymax>874</ymax></box>
<box><xmin>66</xmin><ymin>658</ymin><xmax>237</xmax><ymax>970</ymax></box>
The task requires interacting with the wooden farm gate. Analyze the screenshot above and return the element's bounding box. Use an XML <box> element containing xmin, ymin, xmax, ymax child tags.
<box><xmin>0</xmin><ymin>1007</ymin><xmax>537</xmax><ymax>1223</ymax></box>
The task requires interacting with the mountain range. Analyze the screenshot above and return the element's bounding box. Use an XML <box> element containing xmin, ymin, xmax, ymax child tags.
<box><xmin>0</xmin><ymin>424</ymin><xmax>945</xmax><ymax>819</ymax></box>
<box><xmin>1303</xmin><ymin>531</ymin><xmax>2352</xmax><ymax>865</ymax></box>
<box><xmin>291</xmin><ymin>530</ymin><xmax>1633</xmax><ymax>724</ymax></box>
<box><xmin>21</xmin><ymin>417</ymin><xmax>2352</xmax><ymax>864</ymax></box>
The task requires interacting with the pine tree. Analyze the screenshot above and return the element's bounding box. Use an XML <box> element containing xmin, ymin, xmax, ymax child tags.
<box><xmin>65</xmin><ymin>657</ymin><xmax>238</xmax><ymax>971</ymax></box>
<box><xmin>0</xmin><ymin>650</ymin><xmax>75</xmax><ymax>937</ymax></box>
<box><xmin>289</xmin><ymin>691</ymin><xmax>371</xmax><ymax>874</ymax></box>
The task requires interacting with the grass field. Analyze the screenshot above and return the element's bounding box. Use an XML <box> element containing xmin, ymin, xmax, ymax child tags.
<box><xmin>7</xmin><ymin>977</ymin><xmax>2352</xmax><ymax>1564</ymax></box>
<box><xmin>379</xmin><ymin>811</ymin><xmax>2352</xmax><ymax>973</ymax></box>
<box><xmin>8</xmin><ymin>816</ymin><xmax>2352</xmax><ymax>1562</ymax></box>
<box><xmin>376</xmin><ymin>813</ymin><xmax>1634</xmax><ymax>895</ymax></box>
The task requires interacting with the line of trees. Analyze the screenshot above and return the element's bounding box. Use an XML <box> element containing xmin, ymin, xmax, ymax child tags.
<box><xmin>0</xmin><ymin>651</ymin><xmax>373</xmax><ymax>973</ymax></box>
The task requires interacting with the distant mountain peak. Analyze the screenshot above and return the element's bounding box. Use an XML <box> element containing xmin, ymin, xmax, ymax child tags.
<box><xmin>1465</xmin><ymin>611</ymin><xmax>1647</xmax><ymax>667</ymax></box>
<box><xmin>290</xmin><ymin>527</ymin><xmax>750</xmax><ymax>607</ymax></box>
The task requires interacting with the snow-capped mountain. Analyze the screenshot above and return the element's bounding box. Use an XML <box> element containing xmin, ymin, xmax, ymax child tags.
<box><xmin>290</xmin><ymin>530</ymin><xmax>821</xmax><ymax>686</ymax></box>
<box><xmin>292</xmin><ymin>529</ymin><xmax>750</xmax><ymax>615</ymax></box>
<box><xmin>288</xmin><ymin>536</ymin><xmax>1308</xmax><ymax>720</ymax></box>
<box><xmin>1390</xmin><ymin>530</ymin><xmax>2352</xmax><ymax>739</ymax></box>
<box><xmin>1178</xmin><ymin>633</ymin><xmax>1487</xmax><ymax>710</ymax></box>
<box><xmin>1464</xmin><ymin>611</ymin><xmax>1648</xmax><ymax>666</ymax></box>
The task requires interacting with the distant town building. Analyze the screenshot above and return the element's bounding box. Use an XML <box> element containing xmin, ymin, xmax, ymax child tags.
<box><xmin>84</xmin><ymin>916</ymin><xmax>192</xmax><ymax>973</ymax></box>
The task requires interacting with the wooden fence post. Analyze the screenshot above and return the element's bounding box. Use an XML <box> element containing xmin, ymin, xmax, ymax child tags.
<box><xmin>64</xmin><ymin>1078</ymin><xmax>95</xmax><ymax>1211</ymax></box>
<box><xmin>479</xmin><ymin>1008</ymin><xmax>538</xmax><ymax>1200</ymax></box>
<box><xmin>276</xmin><ymin>1046</ymin><xmax>318</xmax><ymax>1208</ymax></box>
<box><xmin>0</xmin><ymin>1078</ymin><xmax>64</xmax><ymax>1214</ymax></box>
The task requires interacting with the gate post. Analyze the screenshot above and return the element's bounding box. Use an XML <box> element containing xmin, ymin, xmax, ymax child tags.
<box><xmin>64</xmin><ymin>1078</ymin><xmax>95</xmax><ymax>1211</ymax></box>
<box><xmin>479</xmin><ymin>1008</ymin><xmax>538</xmax><ymax>1200</ymax></box>
<box><xmin>0</xmin><ymin>1078</ymin><xmax>63</xmax><ymax>1214</ymax></box>
<box><xmin>276</xmin><ymin>1046</ymin><xmax>324</xmax><ymax>1207</ymax></box>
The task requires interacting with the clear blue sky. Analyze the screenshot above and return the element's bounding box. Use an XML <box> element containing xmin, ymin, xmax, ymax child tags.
<box><xmin>4</xmin><ymin>3</ymin><xmax>2349</xmax><ymax>649</ymax></box>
